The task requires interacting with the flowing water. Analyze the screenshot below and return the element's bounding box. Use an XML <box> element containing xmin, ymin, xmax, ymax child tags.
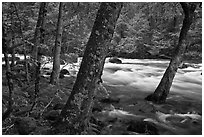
<box><xmin>102</xmin><ymin>58</ymin><xmax>202</xmax><ymax>101</ymax></box>
<box><xmin>6</xmin><ymin>55</ymin><xmax>202</xmax><ymax>134</ymax></box>
<box><xmin>100</xmin><ymin>58</ymin><xmax>202</xmax><ymax>135</ymax></box>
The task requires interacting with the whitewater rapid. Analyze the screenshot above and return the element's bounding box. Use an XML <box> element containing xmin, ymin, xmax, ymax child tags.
<box><xmin>102</xmin><ymin>58</ymin><xmax>202</xmax><ymax>101</ymax></box>
<box><xmin>4</xmin><ymin>55</ymin><xmax>201</xmax><ymax>101</ymax></box>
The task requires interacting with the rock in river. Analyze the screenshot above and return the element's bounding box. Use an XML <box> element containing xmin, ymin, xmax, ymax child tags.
<box><xmin>126</xmin><ymin>120</ymin><xmax>159</xmax><ymax>135</ymax></box>
<box><xmin>109</xmin><ymin>57</ymin><xmax>122</xmax><ymax>64</ymax></box>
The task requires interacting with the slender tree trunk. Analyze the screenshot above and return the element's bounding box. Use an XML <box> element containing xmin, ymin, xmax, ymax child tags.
<box><xmin>23</xmin><ymin>48</ymin><xmax>30</xmax><ymax>83</ymax></box>
<box><xmin>13</xmin><ymin>2</ymin><xmax>30</xmax><ymax>83</ymax></box>
<box><xmin>2</xmin><ymin>26</ymin><xmax>14</xmax><ymax>121</ymax></box>
<box><xmin>31</xmin><ymin>2</ymin><xmax>47</xmax><ymax>78</ymax></box>
<box><xmin>32</xmin><ymin>2</ymin><xmax>47</xmax><ymax>84</ymax></box>
<box><xmin>10</xmin><ymin>3</ymin><xmax>15</xmax><ymax>69</ymax></box>
<box><xmin>145</xmin><ymin>3</ymin><xmax>197</xmax><ymax>104</ymax></box>
<box><xmin>50</xmin><ymin>2</ymin><xmax>64</xmax><ymax>85</ymax></box>
<box><xmin>56</xmin><ymin>2</ymin><xmax>123</xmax><ymax>134</ymax></box>
<box><xmin>32</xmin><ymin>2</ymin><xmax>47</xmax><ymax>60</ymax></box>
<box><xmin>11</xmin><ymin>49</ymin><xmax>15</xmax><ymax>69</ymax></box>
<box><xmin>30</xmin><ymin>2</ymin><xmax>47</xmax><ymax>111</ymax></box>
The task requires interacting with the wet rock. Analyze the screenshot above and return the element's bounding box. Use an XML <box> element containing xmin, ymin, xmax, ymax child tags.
<box><xmin>42</xmin><ymin>67</ymin><xmax>50</xmax><ymax>71</ymax></box>
<box><xmin>109</xmin><ymin>57</ymin><xmax>122</xmax><ymax>64</ymax></box>
<box><xmin>60</xmin><ymin>69</ymin><xmax>70</xmax><ymax>75</ymax></box>
<box><xmin>179</xmin><ymin>63</ymin><xmax>188</xmax><ymax>69</ymax></box>
<box><xmin>126</xmin><ymin>121</ymin><xmax>158</xmax><ymax>135</ymax></box>
<box><xmin>14</xmin><ymin>117</ymin><xmax>37</xmax><ymax>135</ymax></box>
<box><xmin>44</xmin><ymin>110</ymin><xmax>61</xmax><ymax>121</ymax></box>
<box><xmin>45</xmin><ymin>72</ymin><xmax>51</xmax><ymax>75</ymax></box>
<box><xmin>60</xmin><ymin>59</ymin><xmax>66</xmax><ymax>65</ymax></box>
<box><xmin>100</xmin><ymin>97</ymin><xmax>120</xmax><ymax>104</ymax></box>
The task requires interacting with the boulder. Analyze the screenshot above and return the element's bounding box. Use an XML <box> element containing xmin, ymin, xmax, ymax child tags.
<box><xmin>109</xmin><ymin>57</ymin><xmax>122</xmax><ymax>64</ymax></box>
<box><xmin>14</xmin><ymin>117</ymin><xmax>37</xmax><ymax>135</ymax></box>
<box><xmin>99</xmin><ymin>97</ymin><xmax>120</xmax><ymax>104</ymax></box>
<box><xmin>59</xmin><ymin>69</ymin><xmax>70</xmax><ymax>79</ymax></box>
<box><xmin>60</xmin><ymin>59</ymin><xmax>66</xmax><ymax>65</ymax></box>
<box><xmin>179</xmin><ymin>63</ymin><xmax>188</xmax><ymax>69</ymax></box>
<box><xmin>126</xmin><ymin>121</ymin><xmax>158</xmax><ymax>135</ymax></box>
<box><xmin>60</xmin><ymin>69</ymin><xmax>70</xmax><ymax>75</ymax></box>
<box><xmin>42</xmin><ymin>67</ymin><xmax>50</xmax><ymax>71</ymax></box>
<box><xmin>45</xmin><ymin>72</ymin><xmax>51</xmax><ymax>75</ymax></box>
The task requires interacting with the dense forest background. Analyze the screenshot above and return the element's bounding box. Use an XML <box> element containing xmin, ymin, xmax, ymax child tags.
<box><xmin>2</xmin><ymin>2</ymin><xmax>202</xmax><ymax>61</ymax></box>
<box><xmin>2</xmin><ymin>2</ymin><xmax>202</xmax><ymax>135</ymax></box>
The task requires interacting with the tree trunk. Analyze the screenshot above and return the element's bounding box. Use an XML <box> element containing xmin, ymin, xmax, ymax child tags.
<box><xmin>13</xmin><ymin>2</ymin><xmax>30</xmax><ymax>83</ymax></box>
<box><xmin>30</xmin><ymin>2</ymin><xmax>47</xmax><ymax>111</ymax></box>
<box><xmin>32</xmin><ymin>2</ymin><xmax>47</xmax><ymax>60</ymax></box>
<box><xmin>32</xmin><ymin>2</ymin><xmax>47</xmax><ymax>86</ymax></box>
<box><xmin>56</xmin><ymin>2</ymin><xmax>123</xmax><ymax>134</ymax></box>
<box><xmin>145</xmin><ymin>3</ymin><xmax>197</xmax><ymax>104</ymax></box>
<box><xmin>2</xmin><ymin>26</ymin><xmax>14</xmax><ymax>121</ymax></box>
<box><xmin>50</xmin><ymin>2</ymin><xmax>64</xmax><ymax>85</ymax></box>
<box><xmin>23</xmin><ymin>48</ymin><xmax>30</xmax><ymax>83</ymax></box>
<box><xmin>10</xmin><ymin>48</ymin><xmax>15</xmax><ymax>69</ymax></box>
<box><xmin>31</xmin><ymin>2</ymin><xmax>47</xmax><ymax>78</ymax></box>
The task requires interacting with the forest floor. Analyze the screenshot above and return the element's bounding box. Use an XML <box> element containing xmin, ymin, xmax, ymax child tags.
<box><xmin>2</xmin><ymin>73</ymin><xmax>202</xmax><ymax>135</ymax></box>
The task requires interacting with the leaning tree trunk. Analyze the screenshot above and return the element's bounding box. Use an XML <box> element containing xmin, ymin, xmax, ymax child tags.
<box><xmin>145</xmin><ymin>2</ymin><xmax>197</xmax><ymax>104</ymax></box>
<box><xmin>50</xmin><ymin>2</ymin><xmax>63</xmax><ymax>85</ymax></box>
<box><xmin>56</xmin><ymin>2</ymin><xmax>123</xmax><ymax>134</ymax></box>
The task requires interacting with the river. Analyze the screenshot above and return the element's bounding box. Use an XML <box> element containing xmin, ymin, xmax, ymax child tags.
<box><xmin>102</xmin><ymin>58</ymin><xmax>202</xmax><ymax>101</ymax></box>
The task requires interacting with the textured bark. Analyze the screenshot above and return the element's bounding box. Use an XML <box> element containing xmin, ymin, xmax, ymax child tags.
<box><xmin>30</xmin><ymin>2</ymin><xmax>47</xmax><ymax>111</ymax></box>
<box><xmin>32</xmin><ymin>2</ymin><xmax>47</xmax><ymax>61</ymax></box>
<box><xmin>10</xmin><ymin>3</ymin><xmax>15</xmax><ymax>69</ymax></box>
<box><xmin>145</xmin><ymin>3</ymin><xmax>197</xmax><ymax>104</ymax></box>
<box><xmin>32</xmin><ymin>2</ymin><xmax>47</xmax><ymax>89</ymax></box>
<box><xmin>50</xmin><ymin>2</ymin><xmax>64</xmax><ymax>85</ymax></box>
<box><xmin>2</xmin><ymin>26</ymin><xmax>14</xmax><ymax>121</ymax></box>
<box><xmin>10</xmin><ymin>48</ymin><xmax>15</xmax><ymax>69</ymax></box>
<box><xmin>57</xmin><ymin>2</ymin><xmax>123</xmax><ymax>134</ymax></box>
<box><xmin>13</xmin><ymin>3</ymin><xmax>30</xmax><ymax>83</ymax></box>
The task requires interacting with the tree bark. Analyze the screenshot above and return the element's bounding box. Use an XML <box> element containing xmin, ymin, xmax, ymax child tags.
<box><xmin>145</xmin><ymin>2</ymin><xmax>197</xmax><ymax>104</ymax></box>
<box><xmin>56</xmin><ymin>2</ymin><xmax>123</xmax><ymax>134</ymax></box>
<box><xmin>50</xmin><ymin>2</ymin><xmax>64</xmax><ymax>85</ymax></box>
<box><xmin>32</xmin><ymin>2</ymin><xmax>47</xmax><ymax>61</ymax></box>
<box><xmin>2</xmin><ymin>25</ymin><xmax>14</xmax><ymax>121</ymax></box>
<box><xmin>32</xmin><ymin>2</ymin><xmax>47</xmax><ymax>84</ymax></box>
<box><xmin>13</xmin><ymin>2</ymin><xmax>30</xmax><ymax>83</ymax></box>
<box><xmin>31</xmin><ymin>2</ymin><xmax>47</xmax><ymax>79</ymax></box>
<box><xmin>30</xmin><ymin>2</ymin><xmax>47</xmax><ymax>111</ymax></box>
